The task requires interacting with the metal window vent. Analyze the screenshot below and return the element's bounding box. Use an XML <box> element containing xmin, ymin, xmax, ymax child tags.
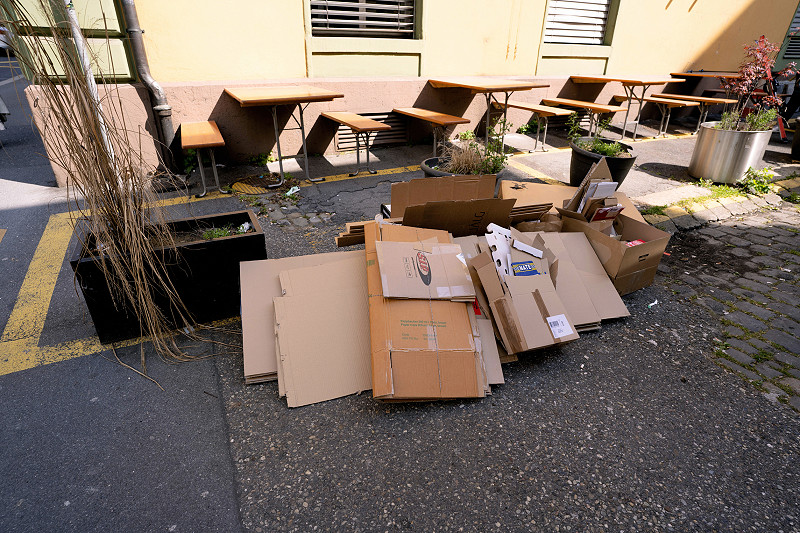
<box><xmin>543</xmin><ymin>0</ymin><xmax>611</xmax><ymax>45</ymax></box>
<box><xmin>310</xmin><ymin>0</ymin><xmax>415</xmax><ymax>38</ymax></box>
<box><xmin>334</xmin><ymin>112</ymin><xmax>407</xmax><ymax>151</ymax></box>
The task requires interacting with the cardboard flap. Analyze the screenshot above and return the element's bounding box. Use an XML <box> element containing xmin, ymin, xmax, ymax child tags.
<box><xmin>390</xmin><ymin>174</ymin><xmax>497</xmax><ymax>218</ymax></box>
<box><xmin>402</xmin><ymin>198</ymin><xmax>515</xmax><ymax>237</ymax></box>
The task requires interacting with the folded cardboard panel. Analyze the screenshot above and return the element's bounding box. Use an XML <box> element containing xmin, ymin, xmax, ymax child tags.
<box><xmin>390</xmin><ymin>174</ymin><xmax>497</xmax><ymax>218</ymax></box>
<box><xmin>273</xmin><ymin>255</ymin><xmax>371</xmax><ymax>407</ymax></box>
<box><xmin>240</xmin><ymin>250</ymin><xmax>364</xmax><ymax>384</ymax></box>
<box><xmin>365</xmin><ymin>222</ymin><xmax>483</xmax><ymax>400</ymax></box>
<box><xmin>375</xmin><ymin>241</ymin><xmax>475</xmax><ymax>301</ymax></box>
<box><xmin>530</xmin><ymin>232</ymin><xmax>629</xmax><ymax>323</ymax></box>
<box><xmin>561</xmin><ymin>214</ymin><xmax>671</xmax><ymax>280</ymax></box>
<box><xmin>499</xmin><ymin>181</ymin><xmax>646</xmax><ymax>224</ymax></box>
<box><xmin>612</xmin><ymin>265</ymin><xmax>659</xmax><ymax>295</ymax></box>
<box><xmin>402</xmin><ymin>198</ymin><xmax>516</xmax><ymax>237</ymax></box>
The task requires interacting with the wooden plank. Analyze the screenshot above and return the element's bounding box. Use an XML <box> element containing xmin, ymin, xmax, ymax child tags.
<box><xmin>495</xmin><ymin>100</ymin><xmax>575</xmax><ymax>116</ymax></box>
<box><xmin>224</xmin><ymin>85</ymin><xmax>344</xmax><ymax>107</ymax></box>
<box><xmin>321</xmin><ymin>111</ymin><xmax>392</xmax><ymax>133</ymax></box>
<box><xmin>180</xmin><ymin>121</ymin><xmax>225</xmax><ymax>149</ymax></box>
<box><xmin>571</xmin><ymin>75</ymin><xmax>684</xmax><ymax>86</ymax></box>
<box><xmin>670</xmin><ymin>71</ymin><xmax>741</xmax><ymax>79</ymax></box>
<box><xmin>429</xmin><ymin>77</ymin><xmax>549</xmax><ymax>93</ymax></box>
<box><xmin>612</xmin><ymin>95</ymin><xmax>700</xmax><ymax>108</ymax></box>
<box><xmin>652</xmin><ymin>93</ymin><xmax>738</xmax><ymax>105</ymax></box>
<box><xmin>541</xmin><ymin>97</ymin><xmax>626</xmax><ymax>113</ymax></box>
<box><xmin>392</xmin><ymin>107</ymin><xmax>469</xmax><ymax>127</ymax></box>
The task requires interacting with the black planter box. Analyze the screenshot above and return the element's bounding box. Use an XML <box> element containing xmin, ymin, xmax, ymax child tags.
<box><xmin>70</xmin><ymin>210</ymin><xmax>267</xmax><ymax>344</ymax></box>
<box><xmin>569</xmin><ymin>137</ymin><xmax>637</xmax><ymax>186</ymax></box>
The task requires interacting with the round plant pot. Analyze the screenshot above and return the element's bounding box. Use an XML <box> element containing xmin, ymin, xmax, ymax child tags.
<box><xmin>569</xmin><ymin>137</ymin><xmax>637</xmax><ymax>187</ymax></box>
<box><xmin>688</xmin><ymin>121</ymin><xmax>773</xmax><ymax>184</ymax></box>
<box><xmin>421</xmin><ymin>156</ymin><xmax>456</xmax><ymax>177</ymax></box>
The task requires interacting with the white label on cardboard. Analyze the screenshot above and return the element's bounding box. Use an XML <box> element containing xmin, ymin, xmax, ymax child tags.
<box><xmin>546</xmin><ymin>314</ymin><xmax>573</xmax><ymax>339</ymax></box>
<box><xmin>512</xmin><ymin>240</ymin><xmax>543</xmax><ymax>259</ymax></box>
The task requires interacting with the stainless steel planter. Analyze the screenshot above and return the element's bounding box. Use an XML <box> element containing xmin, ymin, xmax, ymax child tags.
<box><xmin>688</xmin><ymin>121</ymin><xmax>772</xmax><ymax>184</ymax></box>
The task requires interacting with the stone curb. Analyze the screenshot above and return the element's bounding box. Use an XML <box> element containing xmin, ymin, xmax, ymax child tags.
<box><xmin>643</xmin><ymin>195</ymin><xmax>795</xmax><ymax>233</ymax></box>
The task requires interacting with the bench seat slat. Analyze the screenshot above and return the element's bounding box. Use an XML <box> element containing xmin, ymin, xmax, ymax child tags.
<box><xmin>494</xmin><ymin>100</ymin><xmax>575</xmax><ymax>117</ymax></box>
<box><xmin>612</xmin><ymin>95</ymin><xmax>700</xmax><ymax>107</ymax></box>
<box><xmin>321</xmin><ymin>111</ymin><xmax>392</xmax><ymax>133</ymax></box>
<box><xmin>541</xmin><ymin>97</ymin><xmax>627</xmax><ymax>113</ymax></box>
<box><xmin>181</xmin><ymin>121</ymin><xmax>225</xmax><ymax>149</ymax></box>
<box><xmin>393</xmin><ymin>107</ymin><xmax>469</xmax><ymax>127</ymax></box>
<box><xmin>651</xmin><ymin>93</ymin><xmax>737</xmax><ymax>105</ymax></box>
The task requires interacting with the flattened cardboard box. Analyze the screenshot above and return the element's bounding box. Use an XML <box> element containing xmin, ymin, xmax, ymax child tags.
<box><xmin>499</xmin><ymin>181</ymin><xmax>646</xmax><ymax>224</ymax></box>
<box><xmin>561</xmin><ymin>214</ymin><xmax>670</xmax><ymax>288</ymax></box>
<box><xmin>390</xmin><ymin>174</ymin><xmax>497</xmax><ymax>218</ymax></box>
<box><xmin>365</xmin><ymin>222</ymin><xmax>483</xmax><ymax>400</ymax></box>
<box><xmin>469</xmin><ymin>251</ymin><xmax>579</xmax><ymax>355</ymax></box>
<box><xmin>240</xmin><ymin>250</ymin><xmax>363</xmax><ymax>384</ymax></box>
<box><xmin>375</xmin><ymin>241</ymin><xmax>475</xmax><ymax>302</ymax></box>
<box><xmin>402</xmin><ymin>198</ymin><xmax>515</xmax><ymax>237</ymax></box>
<box><xmin>274</xmin><ymin>256</ymin><xmax>371</xmax><ymax>407</ymax></box>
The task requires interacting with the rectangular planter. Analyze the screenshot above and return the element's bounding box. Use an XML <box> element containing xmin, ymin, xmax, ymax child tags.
<box><xmin>70</xmin><ymin>210</ymin><xmax>267</xmax><ymax>344</ymax></box>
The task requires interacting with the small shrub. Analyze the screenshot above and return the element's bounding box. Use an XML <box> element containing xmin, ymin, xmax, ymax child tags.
<box><xmin>457</xmin><ymin>130</ymin><xmax>475</xmax><ymax>141</ymax></box>
<box><xmin>740</xmin><ymin>166</ymin><xmax>774</xmax><ymax>195</ymax></box>
<box><xmin>516</xmin><ymin>123</ymin><xmax>538</xmax><ymax>135</ymax></box>
<box><xmin>248</xmin><ymin>153</ymin><xmax>276</xmax><ymax>166</ymax></box>
<box><xmin>745</xmin><ymin>107</ymin><xmax>778</xmax><ymax>131</ymax></box>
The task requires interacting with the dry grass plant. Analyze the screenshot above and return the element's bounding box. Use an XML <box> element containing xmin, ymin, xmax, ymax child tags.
<box><xmin>440</xmin><ymin>140</ymin><xmax>485</xmax><ymax>174</ymax></box>
<box><xmin>1</xmin><ymin>0</ymin><xmax>202</xmax><ymax>370</ymax></box>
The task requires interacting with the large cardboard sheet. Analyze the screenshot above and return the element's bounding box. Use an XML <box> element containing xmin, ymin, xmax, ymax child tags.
<box><xmin>274</xmin><ymin>256</ymin><xmax>371</xmax><ymax>407</ymax></box>
<box><xmin>240</xmin><ymin>250</ymin><xmax>364</xmax><ymax>384</ymax></box>
<box><xmin>390</xmin><ymin>174</ymin><xmax>497</xmax><ymax>217</ymax></box>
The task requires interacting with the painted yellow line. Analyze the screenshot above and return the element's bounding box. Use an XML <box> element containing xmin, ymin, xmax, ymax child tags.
<box><xmin>299</xmin><ymin>164</ymin><xmax>420</xmax><ymax>187</ymax></box>
<box><xmin>1</xmin><ymin>212</ymin><xmax>72</xmax><ymax>345</ymax></box>
<box><xmin>0</xmin><ymin>190</ymin><xmax>228</xmax><ymax>377</ymax></box>
<box><xmin>0</xmin><ymin>229</ymin><xmax>5</xmax><ymax>244</ymax></box>
<box><xmin>506</xmin><ymin>157</ymin><xmax>567</xmax><ymax>186</ymax></box>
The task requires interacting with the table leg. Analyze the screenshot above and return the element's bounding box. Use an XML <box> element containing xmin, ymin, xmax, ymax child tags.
<box><xmin>269</xmin><ymin>106</ymin><xmax>286</xmax><ymax>189</ymax></box>
<box><xmin>630</xmin><ymin>84</ymin><xmax>649</xmax><ymax>141</ymax></box>
<box><xmin>484</xmin><ymin>93</ymin><xmax>492</xmax><ymax>146</ymax></box>
<box><xmin>298</xmin><ymin>104</ymin><xmax>321</xmax><ymax>183</ymax></box>
<box><xmin>209</xmin><ymin>149</ymin><xmax>230</xmax><ymax>194</ymax></box>
<box><xmin>195</xmin><ymin>149</ymin><xmax>208</xmax><ymax>198</ymax></box>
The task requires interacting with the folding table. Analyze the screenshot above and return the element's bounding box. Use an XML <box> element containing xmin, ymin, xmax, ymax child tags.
<box><xmin>428</xmin><ymin>77</ymin><xmax>549</xmax><ymax>148</ymax></box>
<box><xmin>570</xmin><ymin>75</ymin><xmax>684</xmax><ymax>141</ymax></box>
<box><xmin>224</xmin><ymin>85</ymin><xmax>344</xmax><ymax>187</ymax></box>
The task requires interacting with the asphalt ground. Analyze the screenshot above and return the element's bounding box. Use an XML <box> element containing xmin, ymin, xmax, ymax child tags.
<box><xmin>1</xmin><ymin>64</ymin><xmax>799</xmax><ymax>531</ymax></box>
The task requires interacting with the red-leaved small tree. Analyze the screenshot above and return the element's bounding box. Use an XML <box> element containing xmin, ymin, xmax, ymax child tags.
<box><xmin>718</xmin><ymin>35</ymin><xmax>796</xmax><ymax>131</ymax></box>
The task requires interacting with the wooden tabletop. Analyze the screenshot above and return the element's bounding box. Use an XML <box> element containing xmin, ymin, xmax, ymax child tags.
<box><xmin>429</xmin><ymin>77</ymin><xmax>549</xmax><ymax>93</ymax></box>
<box><xmin>671</xmin><ymin>71</ymin><xmax>741</xmax><ymax>79</ymax></box>
<box><xmin>571</xmin><ymin>75</ymin><xmax>684</xmax><ymax>86</ymax></box>
<box><xmin>392</xmin><ymin>107</ymin><xmax>470</xmax><ymax>127</ymax></box>
<box><xmin>224</xmin><ymin>85</ymin><xmax>344</xmax><ymax>107</ymax></box>
<box><xmin>181</xmin><ymin>121</ymin><xmax>225</xmax><ymax>149</ymax></box>
<box><xmin>499</xmin><ymin>100</ymin><xmax>575</xmax><ymax>116</ymax></box>
<box><xmin>652</xmin><ymin>93</ymin><xmax>738</xmax><ymax>105</ymax></box>
<box><xmin>321</xmin><ymin>112</ymin><xmax>392</xmax><ymax>133</ymax></box>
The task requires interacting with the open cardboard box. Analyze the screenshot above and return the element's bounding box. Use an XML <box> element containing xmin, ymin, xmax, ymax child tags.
<box><xmin>561</xmin><ymin>214</ymin><xmax>671</xmax><ymax>295</ymax></box>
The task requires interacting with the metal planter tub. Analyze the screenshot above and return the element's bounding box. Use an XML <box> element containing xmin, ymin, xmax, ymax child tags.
<box><xmin>688</xmin><ymin>121</ymin><xmax>772</xmax><ymax>184</ymax></box>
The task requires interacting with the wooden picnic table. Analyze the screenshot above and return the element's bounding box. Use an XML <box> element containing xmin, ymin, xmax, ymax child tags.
<box><xmin>224</xmin><ymin>85</ymin><xmax>344</xmax><ymax>186</ymax></box>
<box><xmin>570</xmin><ymin>75</ymin><xmax>684</xmax><ymax>140</ymax></box>
<box><xmin>428</xmin><ymin>77</ymin><xmax>549</xmax><ymax>147</ymax></box>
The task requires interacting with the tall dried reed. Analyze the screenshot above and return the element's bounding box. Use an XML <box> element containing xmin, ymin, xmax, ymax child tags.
<box><xmin>1</xmin><ymin>0</ymin><xmax>197</xmax><ymax>368</ymax></box>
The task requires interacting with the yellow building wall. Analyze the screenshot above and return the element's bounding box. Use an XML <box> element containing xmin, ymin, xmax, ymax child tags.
<box><xmin>605</xmin><ymin>0</ymin><xmax>798</xmax><ymax>75</ymax></box>
<box><xmin>135</xmin><ymin>0</ymin><xmax>308</xmax><ymax>82</ymax></box>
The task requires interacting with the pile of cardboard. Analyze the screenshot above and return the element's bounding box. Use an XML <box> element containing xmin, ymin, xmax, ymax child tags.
<box><xmin>240</xmin><ymin>162</ymin><xmax>671</xmax><ymax>407</ymax></box>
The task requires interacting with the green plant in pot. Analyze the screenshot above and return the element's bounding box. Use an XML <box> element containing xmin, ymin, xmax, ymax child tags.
<box><xmin>688</xmin><ymin>35</ymin><xmax>796</xmax><ymax>184</ymax></box>
<box><xmin>567</xmin><ymin>112</ymin><xmax>637</xmax><ymax>186</ymax></box>
<box><xmin>421</xmin><ymin>119</ymin><xmax>511</xmax><ymax>177</ymax></box>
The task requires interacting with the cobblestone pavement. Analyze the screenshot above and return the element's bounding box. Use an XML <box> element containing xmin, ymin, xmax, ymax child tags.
<box><xmin>661</xmin><ymin>203</ymin><xmax>800</xmax><ymax>413</ymax></box>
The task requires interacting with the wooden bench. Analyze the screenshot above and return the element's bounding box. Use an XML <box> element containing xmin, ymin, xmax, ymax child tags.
<box><xmin>321</xmin><ymin>112</ymin><xmax>392</xmax><ymax>176</ymax></box>
<box><xmin>493</xmin><ymin>100</ymin><xmax>573</xmax><ymax>151</ymax></box>
<box><xmin>393</xmin><ymin>107</ymin><xmax>469</xmax><ymax>157</ymax></box>
<box><xmin>540</xmin><ymin>97</ymin><xmax>627</xmax><ymax>137</ymax></box>
<box><xmin>652</xmin><ymin>93</ymin><xmax>738</xmax><ymax>132</ymax></box>
<box><xmin>181</xmin><ymin>121</ymin><xmax>232</xmax><ymax>198</ymax></box>
<box><xmin>612</xmin><ymin>95</ymin><xmax>699</xmax><ymax>137</ymax></box>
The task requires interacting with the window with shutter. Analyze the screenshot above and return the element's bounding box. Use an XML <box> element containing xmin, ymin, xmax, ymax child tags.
<box><xmin>543</xmin><ymin>0</ymin><xmax>611</xmax><ymax>45</ymax></box>
<box><xmin>781</xmin><ymin>5</ymin><xmax>800</xmax><ymax>60</ymax></box>
<box><xmin>310</xmin><ymin>0</ymin><xmax>416</xmax><ymax>38</ymax></box>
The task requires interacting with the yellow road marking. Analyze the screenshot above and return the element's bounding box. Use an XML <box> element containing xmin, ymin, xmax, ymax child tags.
<box><xmin>0</xmin><ymin>229</ymin><xmax>5</xmax><ymax>243</ymax></box>
<box><xmin>0</xmin><ymin>190</ymin><xmax>228</xmax><ymax>377</ymax></box>
<box><xmin>506</xmin><ymin>157</ymin><xmax>566</xmax><ymax>186</ymax></box>
<box><xmin>299</xmin><ymin>164</ymin><xmax>420</xmax><ymax>187</ymax></box>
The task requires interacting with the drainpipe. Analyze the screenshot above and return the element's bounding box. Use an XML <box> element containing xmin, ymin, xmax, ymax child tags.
<box><xmin>120</xmin><ymin>0</ymin><xmax>175</xmax><ymax>170</ymax></box>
